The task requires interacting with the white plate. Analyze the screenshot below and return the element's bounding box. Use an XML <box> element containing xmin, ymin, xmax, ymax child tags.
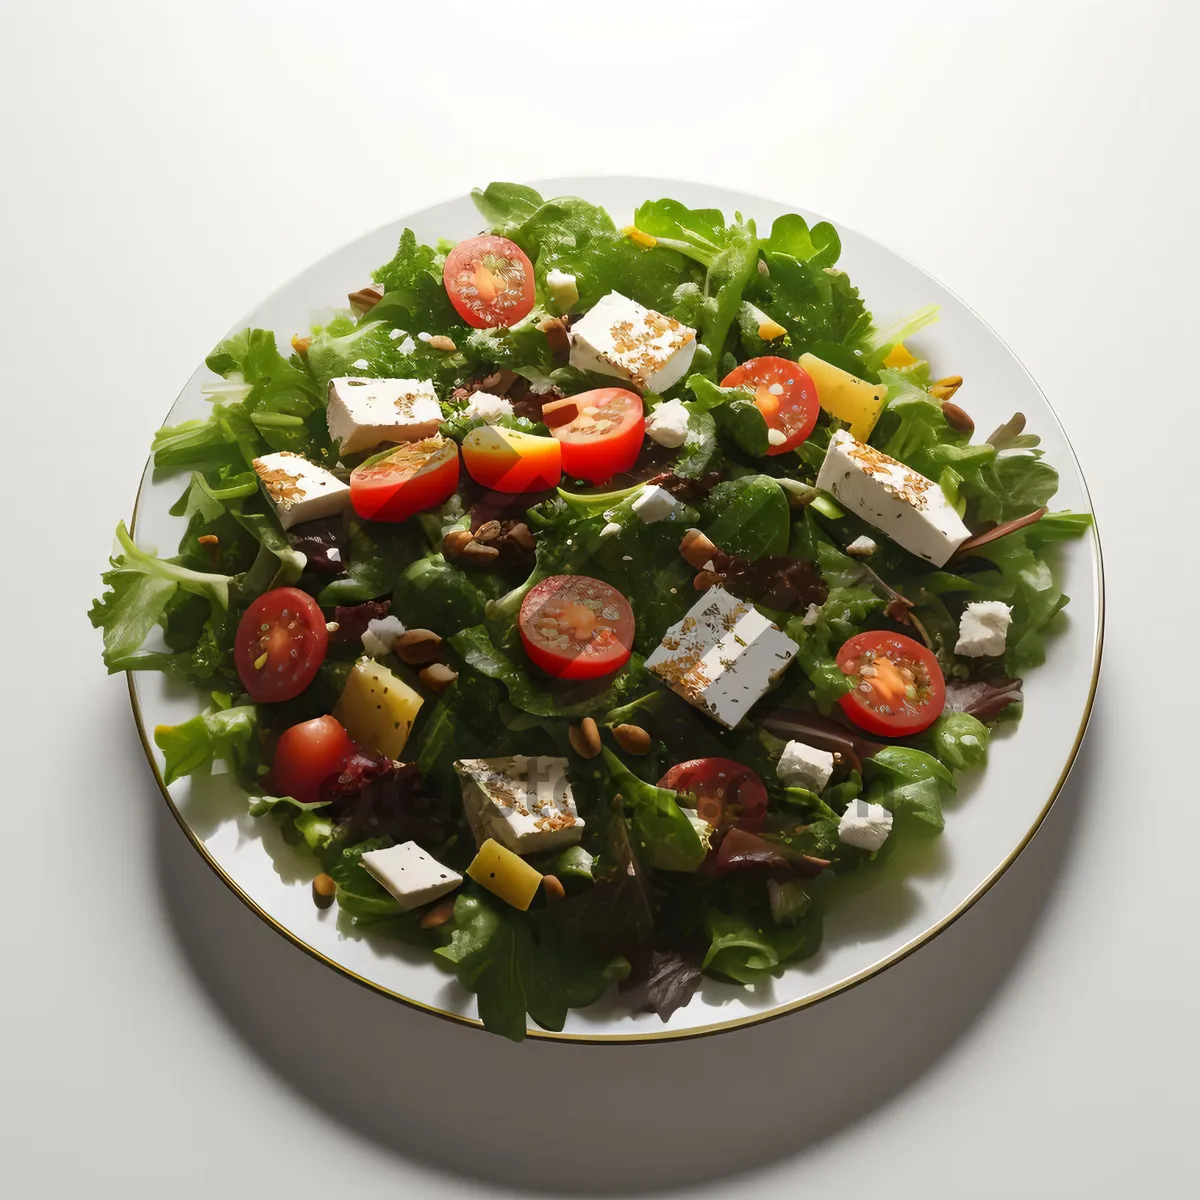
<box><xmin>128</xmin><ymin>177</ymin><xmax>1103</xmax><ymax>1042</ymax></box>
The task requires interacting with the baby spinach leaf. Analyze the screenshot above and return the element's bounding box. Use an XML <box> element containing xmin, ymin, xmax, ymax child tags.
<box><xmin>925</xmin><ymin>712</ymin><xmax>990</xmax><ymax>772</ymax></box>
<box><xmin>864</xmin><ymin>747</ymin><xmax>955</xmax><ymax>834</ymax></box>
<box><xmin>471</xmin><ymin>182</ymin><xmax>544</xmax><ymax>238</ymax></box>
<box><xmin>702</xmin><ymin>475</ymin><xmax>790</xmax><ymax>560</ymax></box>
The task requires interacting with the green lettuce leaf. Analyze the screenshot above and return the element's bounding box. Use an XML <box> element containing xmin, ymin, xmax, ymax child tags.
<box><xmin>153</xmin><ymin>703</ymin><xmax>257</xmax><ymax>786</ymax></box>
<box><xmin>863</xmin><ymin>746</ymin><xmax>955</xmax><ymax>833</ymax></box>
<box><xmin>702</xmin><ymin>475</ymin><xmax>790</xmax><ymax>560</ymax></box>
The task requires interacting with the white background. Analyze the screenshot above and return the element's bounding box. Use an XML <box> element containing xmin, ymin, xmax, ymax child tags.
<box><xmin>2</xmin><ymin>1</ymin><xmax>1196</xmax><ymax>1195</ymax></box>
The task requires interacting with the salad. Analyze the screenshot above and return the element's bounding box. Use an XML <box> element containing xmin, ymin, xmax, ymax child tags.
<box><xmin>91</xmin><ymin>183</ymin><xmax>1092</xmax><ymax>1040</ymax></box>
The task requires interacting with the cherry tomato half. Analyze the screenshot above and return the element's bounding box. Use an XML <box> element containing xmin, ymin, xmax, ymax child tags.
<box><xmin>519</xmin><ymin>575</ymin><xmax>635</xmax><ymax>680</ymax></box>
<box><xmin>462</xmin><ymin>425</ymin><xmax>562</xmax><ymax>493</ymax></box>
<box><xmin>235</xmin><ymin>587</ymin><xmax>329</xmax><ymax>702</ymax></box>
<box><xmin>443</xmin><ymin>235</ymin><xmax>536</xmax><ymax>328</ymax></box>
<box><xmin>550</xmin><ymin>388</ymin><xmax>645</xmax><ymax>484</ymax></box>
<box><xmin>721</xmin><ymin>356</ymin><xmax>819</xmax><ymax>455</ymax></box>
<box><xmin>836</xmin><ymin>631</ymin><xmax>946</xmax><ymax>736</ymax></box>
<box><xmin>269</xmin><ymin>715</ymin><xmax>356</xmax><ymax>805</ymax></box>
<box><xmin>350</xmin><ymin>436</ymin><xmax>459</xmax><ymax>522</ymax></box>
<box><xmin>658</xmin><ymin>758</ymin><xmax>768</xmax><ymax>833</ymax></box>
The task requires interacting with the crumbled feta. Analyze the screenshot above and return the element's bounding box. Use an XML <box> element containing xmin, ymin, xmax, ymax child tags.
<box><xmin>646</xmin><ymin>586</ymin><xmax>799</xmax><ymax>728</ymax></box>
<box><xmin>631</xmin><ymin>484</ymin><xmax>680</xmax><ymax>524</ymax></box>
<box><xmin>569</xmin><ymin>292</ymin><xmax>698</xmax><ymax>392</ymax></box>
<box><xmin>388</xmin><ymin>327</ymin><xmax>406</xmax><ymax>340</ymax></box>
<box><xmin>350</xmin><ymin>359</ymin><xmax>370</xmax><ymax>370</ymax></box>
<box><xmin>838</xmin><ymin>800</ymin><xmax>893</xmax><ymax>852</ymax></box>
<box><xmin>955</xmin><ymin>601</ymin><xmax>1013</xmax><ymax>657</ymax></box>
<box><xmin>417</xmin><ymin>332</ymin><xmax>433</xmax><ymax>343</ymax></box>
<box><xmin>846</xmin><ymin>535</ymin><xmax>877</xmax><ymax>558</ymax></box>
<box><xmin>777</xmin><ymin>740</ymin><xmax>835</xmax><ymax>792</ymax></box>
<box><xmin>455</xmin><ymin>756</ymin><xmax>584</xmax><ymax>854</ymax></box>
<box><xmin>361</xmin><ymin>614</ymin><xmax>406</xmax><ymax>658</ymax></box>
<box><xmin>397</xmin><ymin>335</ymin><xmax>416</xmax><ymax>355</ymax></box>
<box><xmin>251</xmin><ymin>451</ymin><xmax>351</xmax><ymax>530</ymax></box>
<box><xmin>600</xmin><ymin>521</ymin><xmax>622</xmax><ymax>538</ymax></box>
<box><xmin>545</xmin><ymin>268</ymin><xmax>579</xmax><ymax>312</ymax></box>
<box><xmin>461</xmin><ymin>391</ymin><xmax>514</xmax><ymax>424</ymax></box>
<box><xmin>816</xmin><ymin>430</ymin><xmax>971</xmax><ymax>566</ymax></box>
<box><xmin>326</xmin><ymin>376</ymin><xmax>442</xmax><ymax>454</ymax></box>
<box><xmin>767</xmin><ymin>428</ymin><xmax>788</xmax><ymax>447</ymax></box>
<box><xmin>645</xmin><ymin>398</ymin><xmax>691</xmax><ymax>448</ymax></box>
<box><xmin>360</xmin><ymin>841</ymin><xmax>462</xmax><ymax>911</ymax></box>
<box><xmin>801</xmin><ymin>602</ymin><xmax>822</xmax><ymax>627</ymax></box>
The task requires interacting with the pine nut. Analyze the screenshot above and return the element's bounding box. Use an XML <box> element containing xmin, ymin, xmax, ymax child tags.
<box><xmin>419</xmin><ymin>897</ymin><xmax>456</xmax><ymax>929</ymax></box>
<box><xmin>419</xmin><ymin>663</ymin><xmax>458</xmax><ymax>691</ymax></box>
<box><xmin>613</xmin><ymin>724</ymin><xmax>652</xmax><ymax>755</ymax></box>
<box><xmin>680</xmin><ymin>527</ymin><xmax>718</xmax><ymax>569</ymax></box>
<box><xmin>569</xmin><ymin>717</ymin><xmax>602</xmax><ymax>759</ymax></box>
<box><xmin>397</xmin><ymin>628</ymin><xmax>443</xmax><ymax>665</ymax></box>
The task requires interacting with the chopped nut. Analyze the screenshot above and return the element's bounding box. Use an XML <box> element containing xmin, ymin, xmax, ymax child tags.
<box><xmin>197</xmin><ymin>534</ymin><xmax>218</xmax><ymax>546</ymax></box>
<box><xmin>613</xmin><ymin>724</ymin><xmax>652</xmax><ymax>755</ymax></box>
<box><xmin>419</xmin><ymin>663</ymin><xmax>458</xmax><ymax>691</ymax></box>
<box><xmin>443</xmin><ymin>528</ymin><xmax>474</xmax><ymax>555</ymax></box>
<box><xmin>541</xmin><ymin>874</ymin><xmax>566</xmax><ymax>903</ymax></box>
<box><xmin>473</xmin><ymin>519</ymin><xmax>503</xmax><ymax>543</ymax></box>
<box><xmin>536</xmin><ymin>315</ymin><xmax>571</xmax><ymax>364</ymax></box>
<box><xmin>481</xmin><ymin>368</ymin><xmax>519</xmax><ymax>393</ymax></box>
<box><xmin>679</xmin><ymin>527</ymin><xmax>719</xmax><ymax>569</ymax></box>
<box><xmin>291</xmin><ymin>334</ymin><xmax>312</xmax><ymax>356</ymax></box>
<box><xmin>941</xmin><ymin>400</ymin><xmax>975</xmax><ymax>435</ymax></box>
<box><xmin>397</xmin><ymin>628</ymin><xmax>443</xmax><ymax>665</ymax></box>
<box><xmin>348</xmin><ymin>284</ymin><xmax>383</xmax><ymax>316</ymax></box>
<box><xmin>507</xmin><ymin>521</ymin><xmax>535</xmax><ymax>551</ymax></box>
<box><xmin>427</xmin><ymin>334</ymin><xmax>457</xmax><ymax>352</ymax></box>
<box><xmin>568</xmin><ymin>717</ymin><xmax>602</xmax><ymax>759</ymax></box>
<box><xmin>419</xmin><ymin>897</ymin><xmax>456</xmax><ymax>929</ymax></box>
<box><xmin>325</xmin><ymin>621</ymin><xmax>340</xmax><ymax>633</ymax></box>
<box><xmin>693</xmin><ymin>570</ymin><xmax>722</xmax><ymax>591</ymax></box>
<box><xmin>541</xmin><ymin>396</ymin><xmax>580</xmax><ymax>428</ymax></box>
<box><xmin>312</xmin><ymin>873</ymin><xmax>336</xmax><ymax>908</ymax></box>
<box><xmin>930</xmin><ymin>375</ymin><xmax>963</xmax><ymax>401</ymax></box>
<box><xmin>460</xmin><ymin>539</ymin><xmax>500</xmax><ymax>565</ymax></box>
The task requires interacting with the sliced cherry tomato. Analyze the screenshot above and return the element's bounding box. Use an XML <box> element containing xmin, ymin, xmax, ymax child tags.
<box><xmin>519</xmin><ymin>575</ymin><xmax>634</xmax><ymax>680</ymax></box>
<box><xmin>462</xmin><ymin>425</ymin><xmax>561</xmax><ymax>493</ymax></box>
<box><xmin>550</xmin><ymin>388</ymin><xmax>645</xmax><ymax>484</ymax></box>
<box><xmin>658</xmin><ymin>758</ymin><xmax>768</xmax><ymax>833</ymax></box>
<box><xmin>443</xmin><ymin>234</ymin><xmax>535</xmax><ymax>328</ymax></box>
<box><xmin>235</xmin><ymin>587</ymin><xmax>328</xmax><ymax>702</ymax></box>
<box><xmin>349</xmin><ymin>436</ymin><xmax>459</xmax><ymax>522</ymax></box>
<box><xmin>269</xmin><ymin>715</ymin><xmax>356</xmax><ymax>806</ymax></box>
<box><xmin>721</xmin><ymin>356</ymin><xmax>819</xmax><ymax>455</ymax></box>
<box><xmin>836</xmin><ymin>630</ymin><xmax>946</xmax><ymax>736</ymax></box>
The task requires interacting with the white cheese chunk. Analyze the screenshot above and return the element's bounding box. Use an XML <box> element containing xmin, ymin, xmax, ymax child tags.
<box><xmin>777</xmin><ymin>740</ymin><xmax>835</xmax><ymax>793</ymax></box>
<box><xmin>461</xmin><ymin>391</ymin><xmax>514</xmax><ymax>424</ymax></box>
<box><xmin>846</xmin><ymin>535</ymin><xmax>877</xmax><ymax>558</ymax></box>
<box><xmin>545</xmin><ymin>268</ymin><xmax>579</xmax><ymax>312</ymax></box>
<box><xmin>600</xmin><ymin>521</ymin><xmax>622</xmax><ymax>538</ymax></box>
<box><xmin>645</xmin><ymin>397</ymin><xmax>691</xmax><ymax>447</ymax></box>
<box><xmin>455</xmin><ymin>756</ymin><xmax>584</xmax><ymax>854</ymax></box>
<box><xmin>801</xmin><ymin>602</ymin><xmax>822</xmax><ymax>627</ymax></box>
<box><xmin>569</xmin><ymin>291</ymin><xmax>697</xmax><ymax>392</ymax></box>
<box><xmin>646</xmin><ymin>586</ymin><xmax>799</xmax><ymax>729</ymax></box>
<box><xmin>360</xmin><ymin>841</ymin><xmax>462</xmax><ymax>911</ymax></box>
<box><xmin>955</xmin><ymin>600</ymin><xmax>1013</xmax><ymax>657</ymax></box>
<box><xmin>252</xmin><ymin>451</ymin><xmax>351</xmax><ymax>530</ymax></box>
<box><xmin>361</xmin><ymin>614</ymin><xmax>406</xmax><ymax>658</ymax></box>
<box><xmin>815</xmin><ymin>430</ymin><xmax>971</xmax><ymax>566</ymax></box>
<box><xmin>326</xmin><ymin>376</ymin><xmax>442</xmax><ymax>455</ymax></box>
<box><xmin>631</xmin><ymin>484</ymin><xmax>680</xmax><ymax>524</ymax></box>
<box><xmin>838</xmin><ymin>800</ymin><xmax>894</xmax><ymax>853</ymax></box>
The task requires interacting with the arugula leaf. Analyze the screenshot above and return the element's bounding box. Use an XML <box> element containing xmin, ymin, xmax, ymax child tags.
<box><xmin>863</xmin><ymin>746</ymin><xmax>955</xmax><ymax>833</ymax></box>
<box><xmin>153</xmin><ymin>703</ymin><xmax>257</xmax><ymax>786</ymax></box>
<box><xmin>702</xmin><ymin>475</ymin><xmax>790</xmax><ymax>560</ymax></box>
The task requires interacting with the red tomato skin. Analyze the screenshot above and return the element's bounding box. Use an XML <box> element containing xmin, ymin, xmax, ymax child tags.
<box><xmin>835</xmin><ymin>631</ymin><xmax>947</xmax><ymax>736</ymax></box>
<box><xmin>443</xmin><ymin>235</ymin><xmax>536</xmax><ymax>329</ymax></box>
<box><xmin>234</xmin><ymin>587</ymin><xmax>329</xmax><ymax>703</ymax></box>
<box><xmin>658</xmin><ymin>758</ymin><xmax>768</xmax><ymax>833</ymax></box>
<box><xmin>269</xmin><ymin>716</ymin><xmax>356</xmax><ymax>806</ymax></box>
<box><xmin>350</xmin><ymin>442</ymin><xmax>459</xmax><ymax>522</ymax></box>
<box><xmin>552</xmin><ymin>388</ymin><xmax>645</xmax><ymax>484</ymax></box>
<box><xmin>518</xmin><ymin>575</ymin><xmax>635</xmax><ymax>681</ymax></box>
<box><xmin>721</xmin><ymin>356</ymin><xmax>819</xmax><ymax>455</ymax></box>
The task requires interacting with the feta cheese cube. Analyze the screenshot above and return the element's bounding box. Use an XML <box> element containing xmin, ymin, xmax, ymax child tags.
<box><xmin>815</xmin><ymin>430</ymin><xmax>971</xmax><ymax>566</ymax></box>
<box><xmin>646</xmin><ymin>586</ymin><xmax>799</xmax><ymax>729</ymax></box>
<box><xmin>545</xmin><ymin>268</ymin><xmax>579</xmax><ymax>312</ymax></box>
<box><xmin>846</xmin><ymin>535</ymin><xmax>877</xmax><ymax>558</ymax></box>
<box><xmin>777</xmin><ymin>740</ymin><xmax>835</xmax><ymax>792</ymax></box>
<box><xmin>645</xmin><ymin>398</ymin><xmax>691</xmax><ymax>448</ymax></box>
<box><xmin>326</xmin><ymin>376</ymin><xmax>442</xmax><ymax>455</ymax></box>
<box><xmin>461</xmin><ymin>391</ymin><xmax>514</xmax><ymax>424</ymax></box>
<box><xmin>631</xmin><ymin>484</ymin><xmax>680</xmax><ymax>524</ymax></box>
<box><xmin>569</xmin><ymin>291</ymin><xmax>697</xmax><ymax>393</ymax></box>
<box><xmin>360</xmin><ymin>841</ymin><xmax>462</xmax><ymax>911</ymax></box>
<box><xmin>955</xmin><ymin>600</ymin><xmax>1013</xmax><ymax>657</ymax></box>
<box><xmin>838</xmin><ymin>800</ymin><xmax>893</xmax><ymax>853</ymax></box>
<box><xmin>361</xmin><ymin>614</ymin><xmax>406</xmax><ymax>658</ymax></box>
<box><xmin>455</xmin><ymin>756</ymin><xmax>584</xmax><ymax>854</ymax></box>
<box><xmin>252</xmin><ymin>451</ymin><xmax>351</xmax><ymax>530</ymax></box>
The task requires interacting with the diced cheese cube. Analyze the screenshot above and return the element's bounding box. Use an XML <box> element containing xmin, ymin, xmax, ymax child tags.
<box><xmin>799</xmin><ymin>353</ymin><xmax>888</xmax><ymax>439</ymax></box>
<box><xmin>360</xmin><ymin>841</ymin><xmax>462</xmax><ymax>911</ymax></box>
<box><xmin>777</xmin><ymin>740</ymin><xmax>835</xmax><ymax>792</ymax></box>
<box><xmin>455</xmin><ymin>756</ymin><xmax>584</xmax><ymax>854</ymax></box>
<box><xmin>645</xmin><ymin>398</ymin><xmax>690</xmax><ymax>448</ymax></box>
<box><xmin>646</xmin><ymin>586</ymin><xmax>799</xmax><ymax>729</ymax></box>
<box><xmin>838</xmin><ymin>800</ymin><xmax>893</xmax><ymax>852</ymax></box>
<box><xmin>326</xmin><ymin>376</ymin><xmax>442</xmax><ymax>455</ymax></box>
<box><xmin>461</xmin><ymin>391</ymin><xmax>514</xmax><ymax>424</ymax></box>
<box><xmin>545</xmin><ymin>268</ymin><xmax>579</xmax><ymax>312</ymax></box>
<box><xmin>467</xmin><ymin>838</ymin><xmax>544</xmax><ymax>911</ymax></box>
<box><xmin>333</xmin><ymin>658</ymin><xmax>423</xmax><ymax>759</ymax></box>
<box><xmin>631</xmin><ymin>484</ymin><xmax>680</xmax><ymax>524</ymax></box>
<box><xmin>361</xmin><ymin>614</ymin><xmax>406</xmax><ymax>658</ymax></box>
<box><xmin>955</xmin><ymin>601</ymin><xmax>1013</xmax><ymax>657</ymax></box>
<box><xmin>816</xmin><ymin>430</ymin><xmax>971</xmax><ymax>567</ymax></box>
<box><xmin>569</xmin><ymin>291</ymin><xmax>697</xmax><ymax>393</ymax></box>
<box><xmin>252</xmin><ymin>451</ymin><xmax>351</xmax><ymax>531</ymax></box>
